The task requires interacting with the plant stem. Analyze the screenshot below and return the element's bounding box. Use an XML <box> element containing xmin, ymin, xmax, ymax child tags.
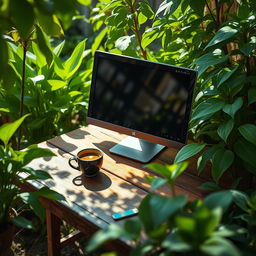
<box><xmin>17</xmin><ymin>41</ymin><xmax>27</xmax><ymax>150</ymax></box>
<box><xmin>170</xmin><ymin>182</ymin><xmax>176</xmax><ymax>197</ymax></box>
<box><xmin>130</xmin><ymin>2</ymin><xmax>147</xmax><ymax>60</ymax></box>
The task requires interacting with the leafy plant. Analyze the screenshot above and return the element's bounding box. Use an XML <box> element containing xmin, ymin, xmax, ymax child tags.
<box><xmin>86</xmin><ymin>162</ymin><xmax>256</xmax><ymax>256</ymax></box>
<box><xmin>89</xmin><ymin>0</ymin><xmax>256</xmax><ymax>187</ymax></box>
<box><xmin>0</xmin><ymin>25</ymin><xmax>91</xmax><ymax>146</ymax></box>
<box><xmin>0</xmin><ymin>114</ymin><xmax>65</xmax><ymax>235</ymax></box>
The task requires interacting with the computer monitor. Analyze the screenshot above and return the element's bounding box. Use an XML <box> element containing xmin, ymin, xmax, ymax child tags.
<box><xmin>87</xmin><ymin>51</ymin><xmax>197</xmax><ymax>163</ymax></box>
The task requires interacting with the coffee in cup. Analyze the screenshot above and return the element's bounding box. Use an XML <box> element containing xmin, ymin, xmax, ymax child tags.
<box><xmin>68</xmin><ymin>148</ymin><xmax>103</xmax><ymax>177</ymax></box>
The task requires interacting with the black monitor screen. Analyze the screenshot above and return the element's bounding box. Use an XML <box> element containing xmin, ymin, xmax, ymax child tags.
<box><xmin>88</xmin><ymin>51</ymin><xmax>197</xmax><ymax>144</ymax></box>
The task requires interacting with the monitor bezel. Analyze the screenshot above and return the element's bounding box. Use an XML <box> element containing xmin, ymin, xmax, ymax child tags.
<box><xmin>87</xmin><ymin>51</ymin><xmax>197</xmax><ymax>149</ymax></box>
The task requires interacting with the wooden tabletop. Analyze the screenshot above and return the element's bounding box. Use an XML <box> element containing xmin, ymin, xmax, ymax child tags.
<box><xmin>25</xmin><ymin>124</ymin><xmax>206</xmax><ymax>254</ymax></box>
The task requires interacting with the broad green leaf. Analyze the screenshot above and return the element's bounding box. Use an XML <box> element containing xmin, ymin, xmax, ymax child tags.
<box><xmin>193</xmin><ymin>50</ymin><xmax>228</xmax><ymax>77</ymax></box>
<box><xmin>139</xmin><ymin>194</ymin><xmax>187</xmax><ymax>232</ymax></box>
<box><xmin>156</xmin><ymin>0</ymin><xmax>181</xmax><ymax>16</ymax></box>
<box><xmin>205</xmin><ymin>26</ymin><xmax>239</xmax><ymax>49</ymax></box>
<box><xmin>0</xmin><ymin>114</ymin><xmax>30</xmax><ymax>146</ymax></box>
<box><xmin>140</xmin><ymin>2</ymin><xmax>154</xmax><ymax>19</ymax></box>
<box><xmin>92</xmin><ymin>27</ymin><xmax>108</xmax><ymax>54</ymax></box>
<box><xmin>48</xmin><ymin>80</ymin><xmax>67</xmax><ymax>91</ymax></box>
<box><xmin>147</xmin><ymin>176</ymin><xmax>167</xmax><ymax>191</ymax></box>
<box><xmin>192</xmin><ymin>99</ymin><xmax>225</xmax><ymax>120</ymax></box>
<box><xmin>238</xmin><ymin>124</ymin><xmax>256</xmax><ymax>145</ymax></box>
<box><xmin>32</xmin><ymin>42</ymin><xmax>47</xmax><ymax>67</ymax></box>
<box><xmin>35</xmin><ymin>25</ymin><xmax>53</xmax><ymax>66</ymax></box>
<box><xmin>197</xmin><ymin>145</ymin><xmax>222</xmax><ymax>174</ymax></box>
<box><xmin>142</xmin><ymin>27</ymin><xmax>163</xmax><ymax>49</ymax></box>
<box><xmin>199</xmin><ymin>182</ymin><xmax>221</xmax><ymax>191</ymax></box>
<box><xmin>53</xmin><ymin>40</ymin><xmax>65</xmax><ymax>57</ymax></box>
<box><xmin>77</xmin><ymin>0</ymin><xmax>91</xmax><ymax>6</ymax></box>
<box><xmin>240</xmin><ymin>43</ymin><xmax>256</xmax><ymax>56</ymax></box>
<box><xmin>19</xmin><ymin>192</ymin><xmax>45</xmax><ymax>221</ymax></box>
<box><xmin>86</xmin><ymin>224</ymin><xmax>125</xmax><ymax>252</ymax></box>
<box><xmin>10</xmin><ymin>0</ymin><xmax>35</xmax><ymax>40</ymax></box>
<box><xmin>138</xmin><ymin>12</ymin><xmax>148</xmax><ymax>25</ymax></box>
<box><xmin>175</xmin><ymin>143</ymin><xmax>206</xmax><ymax>163</ymax></box>
<box><xmin>204</xmin><ymin>191</ymin><xmax>232</xmax><ymax>211</ymax></box>
<box><xmin>215</xmin><ymin>67</ymin><xmax>238</xmax><ymax>87</ymax></box>
<box><xmin>217</xmin><ymin>119</ymin><xmax>234</xmax><ymax>142</ymax></box>
<box><xmin>23</xmin><ymin>167</ymin><xmax>52</xmax><ymax>180</ymax></box>
<box><xmin>115</xmin><ymin>36</ymin><xmax>131</xmax><ymax>51</ymax></box>
<box><xmin>124</xmin><ymin>219</ymin><xmax>141</xmax><ymax>240</ymax></box>
<box><xmin>222</xmin><ymin>97</ymin><xmax>243</xmax><ymax>118</ymax></box>
<box><xmin>248</xmin><ymin>87</ymin><xmax>256</xmax><ymax>105</ymax></box>
<box><xmin>212</xmin><ymin>149</ymin><xmax>234</xmax><ymax>183</ymax></box>
<box><xmin>64</xmin><ymin>39</ymin><xmax>86</xmax><ymax>79</ymax></box>
<box><xmin>35</xmin><ymin>187</ymin><xmax>65</xmax><ymax>201</ymax></box>
<box><xmin>230</xmin><ymin>190</ymin><xmax>249</xmax><ymax>212</ymax></box>
<box><xmin>12</xmin><ymin>215</ymin><xmax>34</xmax><ymax>229</ymax></box>
<box><xmin>189</xmin><ymin>0</ymin><xmax>205</xmax><ymax>16</ymax></box>
<box><xmin>37</xmin><ymin>12</ymin><xmax>64</xmax><ymax>37</ymax></box>
<box><xmin>23</xmin><ymin>145</ymin><xmax>55</xmax><ymax>165</ymax></box>
<box><xmin>53</xmin><ymin>54</ymin><xmax>67</xmax><ymax>79</ymax></box>
<box><xmin>234</xmin><ymin>139</ymin><xmax>256</xmax><ymax>169</ymax></box>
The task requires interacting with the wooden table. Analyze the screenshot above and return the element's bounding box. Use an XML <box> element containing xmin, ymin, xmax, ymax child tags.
<box><xmin>23</xmin><ymin>124</ymin><xmax>206</xmax><ymax>256</ymax></box>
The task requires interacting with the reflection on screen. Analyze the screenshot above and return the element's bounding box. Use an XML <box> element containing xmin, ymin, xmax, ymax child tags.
<box><xmin>90</xmin><ymin>57</ymin><xmax>195</xmax><ymax>143</ymax></box>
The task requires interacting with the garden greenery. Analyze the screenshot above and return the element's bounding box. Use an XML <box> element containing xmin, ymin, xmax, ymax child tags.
<box><xmin>89</xmin><ymin>0</ymin><xmax>256</xmax><ymax>187</ymax></box>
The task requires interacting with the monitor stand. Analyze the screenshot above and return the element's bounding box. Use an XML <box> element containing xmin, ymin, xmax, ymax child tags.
<box><xmin>109</xmin><ymin>136</ymin><xmax>165</xmax><ymax>163</ymax></box>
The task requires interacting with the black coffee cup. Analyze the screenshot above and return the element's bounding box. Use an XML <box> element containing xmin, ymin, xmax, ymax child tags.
<box><xmin>68</xmin><ymin>148</ymin><xmax>103</xmax><ymax>177</ymax></box>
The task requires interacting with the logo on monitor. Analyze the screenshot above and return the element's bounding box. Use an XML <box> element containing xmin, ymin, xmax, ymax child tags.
<box><xmin>132</xmin><ymin>131</ymin><xmax>136</xmax><ymax>136</ymax></box>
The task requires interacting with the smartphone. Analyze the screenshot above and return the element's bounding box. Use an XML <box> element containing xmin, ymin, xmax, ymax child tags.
<box><xmin>112</xmin><ymin>208</ymin><xmax>138</xmax><ymax>221</ymax></box>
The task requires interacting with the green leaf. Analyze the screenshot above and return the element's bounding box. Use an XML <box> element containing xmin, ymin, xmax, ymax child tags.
<box><xmin>64</xmin><ymin>39</ymin><xmax>86</xmax><ymax>79</ymax></box>
<box><xmin>199</xmin><ymin>182</ymin><xmax>221</xmax><ymax>191</ymax></box>
<box><xmin>36</xmin><ymin>12</ymin><xmax>64</xmax><ymax>37</ymax></box>
<box><xmin>0</xmin><ymin>38</ymin><xmax>8</xmax><ymax>78</ymax></box>
<box><xmin>47</xmin><ymin>80</ymin><xmax>67</xmax><ymax>91</ymax></box>
<box><xmin>240</xmin><ymin>43</ymin><xmax>256</xmax><ymax>56</ymax></box>
<box><xmin>12</xmin><ymin>215</ymin><xmax>34</xmax><ymax>229</ymax></box>
<box><xmin>86</xmin><ymin>224</ymin><xmax>125</xmax><ymax>252</ymax></box>
<box><xmin>192</xmin><ymin>99</ymin><xmax>225</xmax><ymax>120</ymax></box>
<box><xmin>0</xmin><ymin>114</ymin><xmax>30</xmax><ymax>146</ymax></box>
<box><xmin>115</xmin><ymin>36</ymin><xmax>131</xmax><ymax>51</ymax></box>
<box><xmin>193</xmin><ymin>50</ymin><xmax>228</xmax><ymax>77</ymax></box>
<box><xmin>215</xmin><ymin>67</ymin><xmax>238</xmax><ymax>87</ymax></box>
<box><xmin>222</xmin><ymin>97</ymin><xmax>243</xmax><ymax>118</ymax></box>
<box><xmin>23</xmin><ymin>145</ymin><xmax>55</xmax><ymax>165</ymax></box>
<box><xmin>77</xmin><ymin>0</ymin><xmax>91</xmax><ymax>6</ymax></box>
<box><xmin>35</xmin><ymin>25</ymin><xmax>53</xmax><ymax>66</ymax></box>
<box><xmin>32</xmin><ymin>42</ymin><xmax>47</xmax><ymax>67</ymax></box>
<box><xmin>140</xmin><ymin>2</ymin><xmax>154</xmax><ymax>19</ymax></box>
<box><xmin>92</xmin><ymin>27</ymin><xmax>108</xmax><ymax>54</ymax></box>
<box><xmin>189</xmin><ymin>0</ymin><xmax>205</xmax><ymax>16</ymax></box>
<box><xmin>35</xmin><ymin>187</ymin><xmax>65</xmax><ymax>201</ymax></box>
<box><xmin>204</xmin><ymin>191</ymin><xmax>232</xmax><ymax>211</ymax></box>
<box><xmin>156</xmin><ymin>0</ymin><xmax>181</xmax><ymax>16</ymax></box>
<box><xmin>147</xmin><ymin>177</ymin><xmax>167</xmax><ymax>191</ymax></box>
<box><xmin>248</xmin><ymin>87</ymin><xmax>256</xmax><ymax>105</ymax></box>
<box><xmin>205</xmin><ymin>26</ymin><xmax>239</xmax><ymax>49</ymax></box>
<box><xmin>10</xmin><ymin>0</ymin><xmax>35</xmax><ymax>40</ymax></box>
<box><xmin>175</xmin><ymin>143</ymin><xmax>206</xmax><ymax>163</ymax></box>
<box><xmin>212</xmin><ymin>148</ymin><xmax>234</xmax><ymax>183</ymax></box>
<box><xmin>139</xmin><ymin>194</ymin><xmax>187</xmax><ymax>232</ymax></box>
<box><xmin>197</xmin><ymin>145</ymin><xmax>222</xmax><ymax>174</ymax></box>
<box><xmin>230</xmin><ymin>190</ymin><xmax>249</xmax><ymax>212</ymax></box>
<box><xmin>142</xmin><ymin>27</ymin><xmax>163</xmax><ymax>49</ymax></box>
<box><xmin>23</xmin><ymin>167</ymin><xmax>52</xmax><ymax>180</ymax></box>
<box><xmin>234</xmin><ymin>139</ymin><xmax>256</xmax><ymax>170</ymax></box>
<box><xmin>19</xmin><ymin>192</ymin><xmax>45</xmax><ymax>222</ymax></box>
<box><xmin>124</xmin><ymin>219</ymin><xmax>141</xmax><ymax>240</ymax></box>
<box><xmin>217</xmin><ymin>119</ymin><xmax>234</xmax><ymax>142</ymax></box>
<box><xmin>201</xmin><ymin>236</ymin><xmax>240</xmax><ymax>256</ymax></box>
<box><xmin>238</xmin><ymin>124</ymin><xmax>256</xmax><ymax>145</ymax></box>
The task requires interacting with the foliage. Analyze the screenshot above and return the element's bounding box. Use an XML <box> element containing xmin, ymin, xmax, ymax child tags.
<box><xmin>0</xmin><ymin>115</ymin><xmax>65</xmax><ymax>231</ymax></box>
<box><xmin>86</xmin><ymin>162</ymin><xmax>256</xmax><ymax>256</ymax></box>
<box><xmin>0</xmin><ymin>27</ymin><xmax>91</xmax><ymax>145</ymax></box>
<box><xmin>89</xmin><ymin>0</ymin><xmax>256</xmax><ymax>186</ymax></box>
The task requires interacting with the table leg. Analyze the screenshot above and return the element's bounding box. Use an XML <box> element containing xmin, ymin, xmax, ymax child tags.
<box><xmin>46</xmin><ymin>209</ymin><xmax>61</xmax><ymax>256</ymax></box>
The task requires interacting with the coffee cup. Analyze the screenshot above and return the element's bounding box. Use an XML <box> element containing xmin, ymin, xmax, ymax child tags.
<box><xmin>68</xmin><ymin>148</ymin><xmax>103</xmax><ymax>177</ymax></box>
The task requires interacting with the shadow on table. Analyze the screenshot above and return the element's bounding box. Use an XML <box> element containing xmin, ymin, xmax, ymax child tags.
<box><xmin>72</xmin><ymin>172</ymin><xmax>112</xmax><ymax>191</ymax></box>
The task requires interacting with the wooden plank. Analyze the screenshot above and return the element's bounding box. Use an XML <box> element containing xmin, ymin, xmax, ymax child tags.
<box><xmin>47</xmin><ymin>125</ymin><xmax>204</xmax><ymax>199</ymax></box>
<box><xmin>60</xmin><ymin>231</ymin><xmax>85</xmax><ymax>249</ymax></box>
<box><xmin>46</xmin><ymin>209</ymin><xmax>61</xmax><ymax>256</ymax></box>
